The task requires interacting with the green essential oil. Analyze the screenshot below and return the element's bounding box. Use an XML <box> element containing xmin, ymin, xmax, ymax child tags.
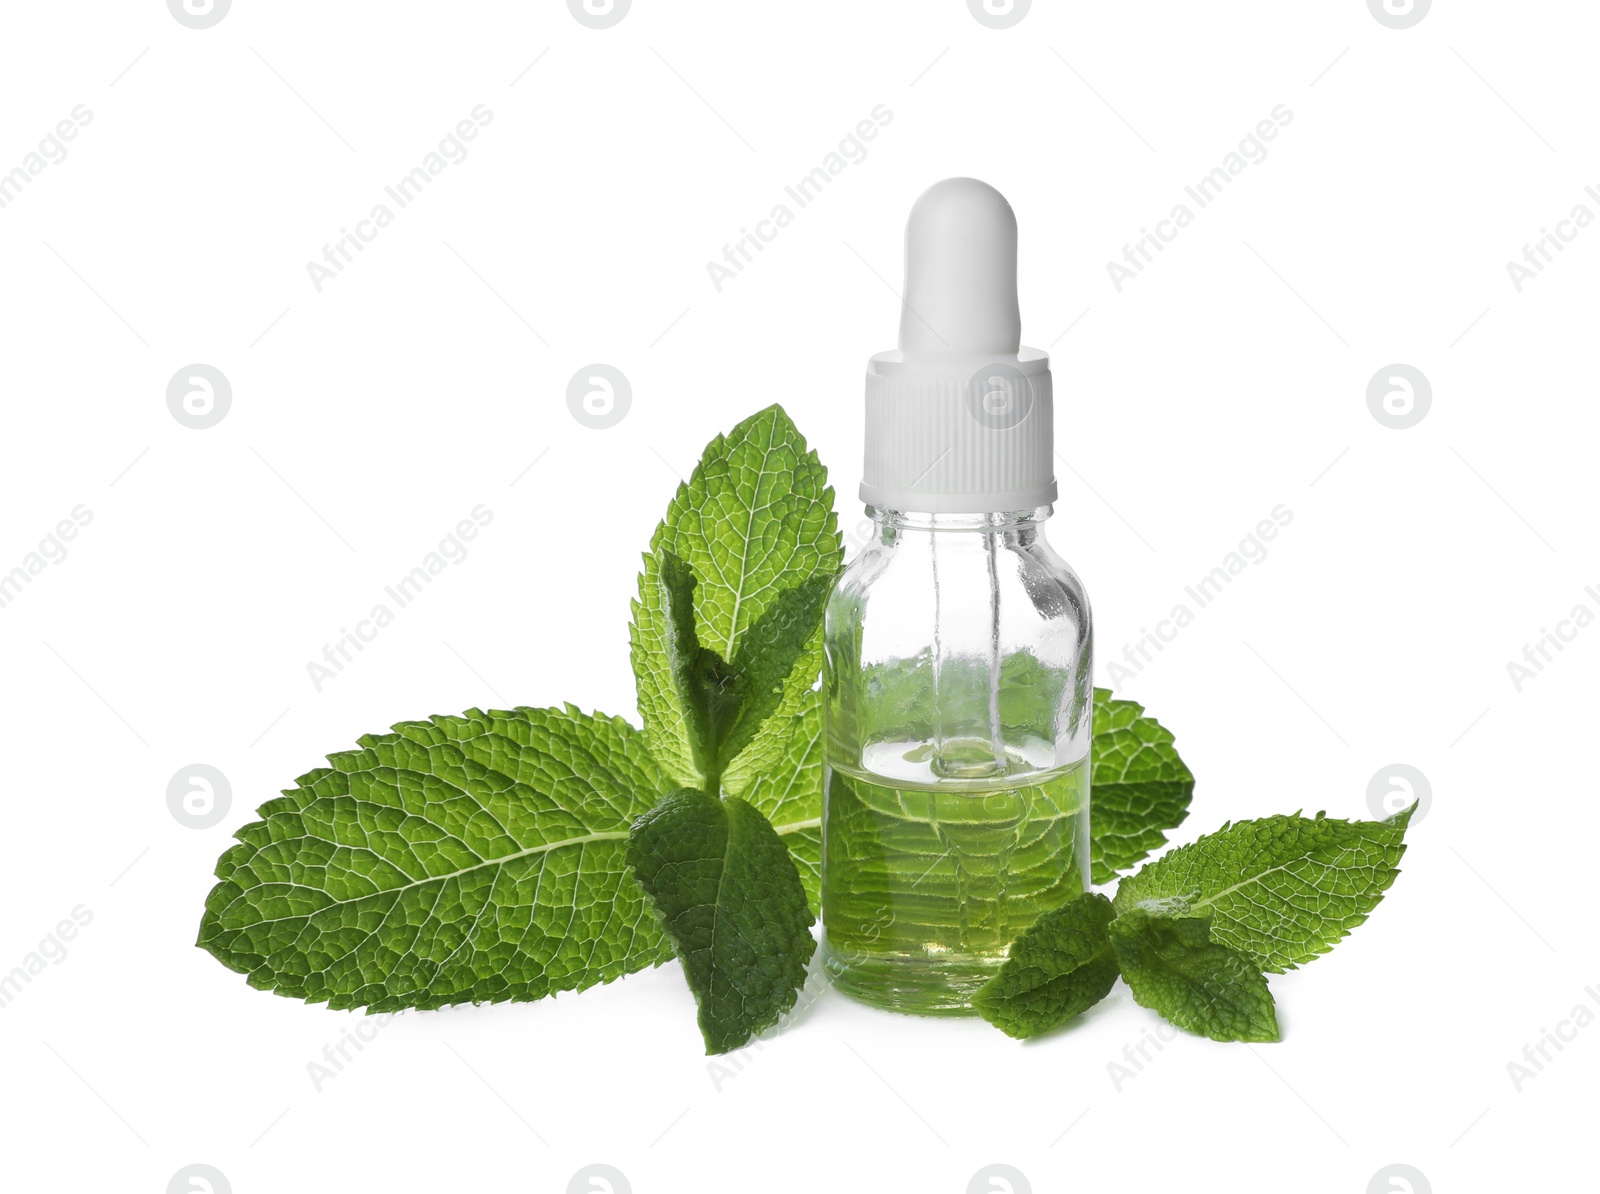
<box><xmin>821</xmin><ymin>743</ymin><xmax>1089</xmax><ymax>1016</ymax></box>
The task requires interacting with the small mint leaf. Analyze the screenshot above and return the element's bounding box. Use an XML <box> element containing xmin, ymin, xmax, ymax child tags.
<box><xmin>717</xmin><ymin>571</ymin><xmax>833</xmax><ymax>772</ymax></box>
<box><xmin>640</xmin><ymin>550</ymin><xmax>830</xmax><ymax>793</ymax></box>
<box><xmin>649</xmin><ymin>550</ymin><xmax>741</xmax><ymax>783</ymax></box>
<box><xmin>1113</xmin><ymin>805</ymin><xmax>1415</xmax><ymax>973</ymax></box>
<box><xmin>973</xmin><ymin>893</ymin><xmax>1120</xmax><ymax>1040</ymax></box>
<box><xmin>720</xmin><ymin>618</ymin><xmax>822</xmax><ymax>799</ymax></box>
<box><xmin>628</xmin><ymin>790</ymin><xmax>817</xmax><ymax>1054</ymax></box>
<box><xmin>1090</xmin><ymin>688</ymin><xmax>1194</xmax><ymax>884</ymax></box>
<box><xmin>1109</xmin><ymin>903</ymin><xmax>1279</xmax><ymax>1043</ymax></box>
<box><xmin>632</xmin><ymin>549</ymin><xmax>707</xmax><ymax>788</ymax></box>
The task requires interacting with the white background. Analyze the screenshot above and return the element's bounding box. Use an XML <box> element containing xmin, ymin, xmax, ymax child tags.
<box><xmin>1</xmin><ymin>2</ymin><xmax>1595</xmax><ymax>1191</ymax></box>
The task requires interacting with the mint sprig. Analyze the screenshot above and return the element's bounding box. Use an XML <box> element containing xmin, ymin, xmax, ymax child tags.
<box><xmin>974</xmin><ymin>806</ymin><xmax>1415</xmax><ymax>1042</ymax></box>
<box><xmin>621</xmin><ymin>405</ymin><xmax>839</xmax><ymax>1050</ymax></box>
<box><xmin>199</xmin><ymin>405</ymin><xmax>838</xmax><ymax>1054</ymax></box>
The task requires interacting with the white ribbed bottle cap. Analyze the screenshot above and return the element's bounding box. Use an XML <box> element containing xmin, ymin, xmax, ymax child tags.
<box><xmin>860</xmin><ymin>178</ymin><xmax>1055</xmax><ymax>514</ymax></box>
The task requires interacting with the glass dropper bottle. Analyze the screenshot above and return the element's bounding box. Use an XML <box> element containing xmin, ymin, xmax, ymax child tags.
<box><xmin>821</xmin><ymin>178</ymin><xmax>1093</xmax><ymax>1015</ymax></box>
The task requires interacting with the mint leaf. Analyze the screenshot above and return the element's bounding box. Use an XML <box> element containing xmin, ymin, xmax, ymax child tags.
<box><xmin>197</xmin><ymin>706</ymin><xmax>674</xmax><ymax>1011</ymax></box>
<box><xmin>631</xmin><ymin>404</ymin><xmax>842</xmax><ymax>791</ymax></box>
<box><xmin>972</xmin><ymin>893</ymin><xmax>1120</xmax><ymax>1039</ymax></box>
<box><xmin>1113</xmin><ymin>806</ymin><xmax>1415</xmax><ymax>973</ymax></box>
<box><xmin>725</xmin><ymin>685</ymin><xmax>824</xmax><ymax>912</ymax></box>
<box><xmin>628</xmin><ymin>790</ymin><xmax>817</xmax><ymax>1054</ymax></box>
<box><xmin>632</xmin><ymin>549</ymin><xmax>707</xmax><ymax>789</ymax></box>
<box><xmin>1109</xmin><ymin>902</ymin><xmax>1279</xmax><ymax>1043</ymax></box>
<box><xmin>647</xmin><ymin>550</ymin><xmax>737</xmax><ymax>786</ymax></box>
<box><xmin>649</xmin><ymin>550</ymin><xmax>726</xmax><ymax>781</ymax></box>
<box><xmin>1089</xmin><ymin>688</ymin><xmax>1194</xmax><ymax>884</ymax></box>
<box><xmin>718</xmin><ymin>570</ymin><xmax>834</xmax><ymax>771</ymax></box>
<box><xmin>643</xmin><ymin>549</ymin><xmax>832</xmax><ymax>794</ymax></box>
<box><xmin>721</xmin><ymin>617</ymin><xmax>823</xmax><ymax>797</ymax></box>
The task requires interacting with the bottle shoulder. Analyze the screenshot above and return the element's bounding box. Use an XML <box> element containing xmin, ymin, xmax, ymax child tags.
<box><xmin>823</xmin><ymin>523</ymin><xmax>1095</xmax><ymax>776</ymax></box>
<box><xmin>830</xmin><ymin>530</ymin><xmax>1091</xmax><ymax>629</ymax></box>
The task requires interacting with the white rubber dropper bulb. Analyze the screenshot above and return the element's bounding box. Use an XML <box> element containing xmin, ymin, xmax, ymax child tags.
<box><xmin>860</xmin><ymin>177</ymin><xmax>1055</xmax><ymax>513</ymax></box>
<box><xmin>898</xmin><ymin>178</ymin><xmax>1021</xmax><ymax>358</ymax></box>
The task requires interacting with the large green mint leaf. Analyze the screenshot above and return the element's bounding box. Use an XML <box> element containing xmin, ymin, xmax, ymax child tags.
<box><xmin>973</xmin><ymin>892</ymin><xmax>1120</xmax><ymax>1039</ymax></box>
<box><xmin>1109</xmin><ymin>902</ymin><xmax>1279</xmax><ymax>1043</ymax></box>
<box><xmin>1090</xmin><ymin>688</ymin><xmax>1194</xmax><ymax>884</ymax></box>
<box><xmin>1113</xmin><ymin>806</ymin><xmax>1415</xmax><ymax>973</ymax></box>
<box><xmin>197</xmin><ymin>705</ymin><xmax>674</xmax><ymax>1011</ymax></box>
<box><xmin>631</xmin><ymin>404</ymin><xmax>841</xmax><ymax>789</ymax></box>
<box><xmin>627</xmin><ymin>789</ymin><xmax>817</xmax><ymax>1054</ymax></box>
<box><xmin>725</xmin><ymin>685</ymin><xmax>824</xmax><ymax>912</ymax></box>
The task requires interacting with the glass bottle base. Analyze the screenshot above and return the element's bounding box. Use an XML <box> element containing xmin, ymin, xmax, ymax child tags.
<box><xmin>823</xmin><ymin>939</ymin><xmax>1001</xmax><ymax>1017</ymax></box>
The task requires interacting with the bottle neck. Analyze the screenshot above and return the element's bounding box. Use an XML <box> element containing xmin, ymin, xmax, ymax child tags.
<box><xmin>867</xmin><ymin>505</ymin><xmax>1053</xmax><ymax>534</ymax></box>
